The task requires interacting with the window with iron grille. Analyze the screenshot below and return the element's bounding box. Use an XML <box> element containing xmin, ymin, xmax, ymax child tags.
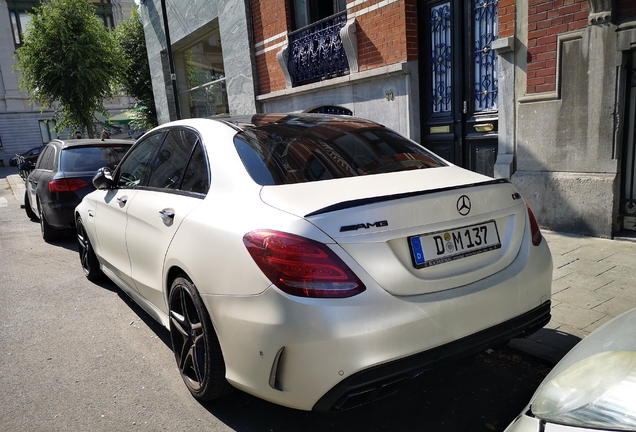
<box><xmin>287</xmin><ymin>0</ymin><xmax>349</xmax><ymax>87</ymax></box>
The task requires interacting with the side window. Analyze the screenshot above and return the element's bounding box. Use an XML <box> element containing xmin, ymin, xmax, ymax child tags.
<box><xmin>36</xmin><ymin>146</ymin><xmax>55</xmax><ymax>170</ymax></box>
<box><xmin>181</xmin><ymin>142</ymin><xmax>210</xmax><ymax>194</ymax></box>
<box><xmin>35</xmin><ymin>147</ymin><xmax>49</xmax><ymax>169</ymax></box>
<box><xmin>46</xmin><ymin>147</ymin><xmax>57</xmax><ymax>171</ymax></box>
<box><xmin>117</xmin><ymin>134</ymin><xmax>164</xmax><ymax>188</ymax></box>
<box><xmin>146</xmin><ymin>129</ymin><xmax>202</xmax><ymax>191</ymax></box>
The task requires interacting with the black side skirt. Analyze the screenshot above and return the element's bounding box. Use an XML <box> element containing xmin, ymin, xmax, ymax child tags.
<box><xmin>312</xmin><ymin>301</ymin><xmax>551</xmax><ymax>412</ymax></box>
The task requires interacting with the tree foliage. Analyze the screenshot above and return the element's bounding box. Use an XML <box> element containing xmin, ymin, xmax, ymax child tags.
<box><xmin>15</xmin><ymin>0</ymin><xmax>124</xmax><ymax>138</ymax></box>
<box><xmin>114</xmin><ymin>7</ymin><xmax>158</xmax><ymax>130</ymax></box>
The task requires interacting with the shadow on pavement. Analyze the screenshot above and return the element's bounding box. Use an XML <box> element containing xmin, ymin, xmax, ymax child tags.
<box><xmin>195</xmin><ymin>345</ymin><xmax>552</xmax><ymax>432</ymax></box>
<box><xmin>510</xmin><ymin>327</ymin><xmax>582</xmax><ymax>365</ymax></box>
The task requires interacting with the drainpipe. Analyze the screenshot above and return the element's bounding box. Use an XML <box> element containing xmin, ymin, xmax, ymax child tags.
<box><xmin>159</xmin><ymin>0</ymin><xmax>181</xmax><ymax>120</ymax></box>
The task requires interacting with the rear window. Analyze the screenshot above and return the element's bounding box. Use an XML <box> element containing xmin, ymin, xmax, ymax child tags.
<box><xmin>234</xmin><ymin>124</ymin><xmax>446</xmax><ymax>186</ymax></box>
<box><xmin>60</xmin><ymin>146</ymin><xmax>130</xmax><ymax>173</ymax></box>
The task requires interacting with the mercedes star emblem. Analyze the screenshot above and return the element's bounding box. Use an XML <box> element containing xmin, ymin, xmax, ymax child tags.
<box><xmin>457</xmin><ymin>195</ymin><xmax>471</xmax><ymax>216</ymax></box>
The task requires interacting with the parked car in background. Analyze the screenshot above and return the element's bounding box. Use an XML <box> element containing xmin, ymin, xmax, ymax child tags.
<box><xmin>505</xmin><ymin>307</ymin><xmax>636</xmax><ymax>432</ymax></box>
<box><xmin>10</xmin><ymin>145</ymin><xmax>44</xmax><ymax>167</ymax></box>
<box><xmin>25</xmin><ymin>139</ymin><xmax>132</xmax><ymax>242</ymax></box>
<box><xmin>75</xmin><ymin>114</ymin><xmax>553</xmax><ymax>411</ymax></box>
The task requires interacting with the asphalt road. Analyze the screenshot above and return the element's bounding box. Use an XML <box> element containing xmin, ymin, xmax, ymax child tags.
<box><xmin>0</xmin><ymin>169</ymin><xmax>552</xmax><ymax>432</ymax></box>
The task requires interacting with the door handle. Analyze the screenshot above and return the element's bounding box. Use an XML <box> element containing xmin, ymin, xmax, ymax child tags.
<box><xmin>474</xmin><ymin>123</ymin><xmax>494</xmax><ymax>132</ymax></box>
<box><xmin>116</xmin><ymin>196</ymin><xmax>128</xmax><ymax>208</ymax></box>
<box><xmin>159</xmin><ymin>208</ymin><xmax>175</xmax><ymax>226</ymax></box>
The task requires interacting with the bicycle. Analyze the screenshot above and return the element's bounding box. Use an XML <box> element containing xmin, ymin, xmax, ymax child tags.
<box><xmin>15</xmin><ymin>153</ymin><xmax>31</xmax><ymax>181</ymax></box>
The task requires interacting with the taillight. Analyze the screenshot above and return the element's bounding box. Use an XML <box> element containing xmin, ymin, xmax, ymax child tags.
<box><xmin>243</xmin><ymin>230</ymin><xmax>366</xmax><ymax>298</ymax></box>
<box><xmin>48</xmin><ymin>178</ymin><xmax>90</xmax><ymax>193</ymax></box>
<box><xmin>525</xmin><ymin>200</ymin><xmax>542</xmax><ymax>246</ymax></box>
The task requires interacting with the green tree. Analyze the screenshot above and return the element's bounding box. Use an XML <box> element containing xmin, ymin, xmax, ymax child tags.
<box><xmin>15</xmin><ymin>0</ymin><xmax>123</xmax><ymax>138</ymax></box>
<box><xmin>115</xmin><ymin>7</ymin><xmax>158</xmax><ymax>130</ymax></box>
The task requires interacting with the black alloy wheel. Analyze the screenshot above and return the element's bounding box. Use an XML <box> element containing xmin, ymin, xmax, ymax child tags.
<box><xmin>77</xmin><ymin>217</ymin><xmax>103</xmax><ymax>281</ymax></box>
<box><xmin>169</xmin><ymin>275</ymin><xmax>232</xmax><ymax>401</ymax></box>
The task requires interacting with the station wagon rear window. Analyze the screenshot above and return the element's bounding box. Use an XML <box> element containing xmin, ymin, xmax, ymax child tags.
<box><xmin>60</xmin><ymin>146</ymin><xmax>130</xmax><ymax>173</ymax></box>
<box><xmin>234</xmin><ymin>123</ymin><xmax>446</xmax><ymax>186</ymax></box>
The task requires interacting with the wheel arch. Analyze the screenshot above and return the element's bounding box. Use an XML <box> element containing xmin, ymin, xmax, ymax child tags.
<box><xmin>165</xmin><ymin>265</ymin><xmax>188</xmax><ymax>305</ymax></box>
<box><xmin>164</xmin><ymin>265</ymin><xmax>222</xmax><ymax>341</ymax></box>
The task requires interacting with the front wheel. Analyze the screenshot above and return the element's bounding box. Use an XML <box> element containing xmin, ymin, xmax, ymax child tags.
<box><xmin>169</xmin><ymin>276</ymin><xmax>232</xmax><ymax>401</ymax></box>
<box><xmin>77</xmin><ymin>217</ymin><xmax>103</xmax><ymax>281</ymax></box>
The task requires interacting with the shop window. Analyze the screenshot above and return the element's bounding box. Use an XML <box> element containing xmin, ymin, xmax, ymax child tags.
<box><xmin>175</xmin><ymin>22</ymin><xmax>228</xmax><ymax>118</ymax></box>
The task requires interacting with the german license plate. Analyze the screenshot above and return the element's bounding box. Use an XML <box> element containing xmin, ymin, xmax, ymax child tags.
<box><xmin>408</xmin><ymin>220</ymin><xmax>501</xmax><ymax>268</ymax></box>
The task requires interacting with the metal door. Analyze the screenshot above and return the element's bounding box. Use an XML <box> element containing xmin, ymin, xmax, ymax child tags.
<box><xmin>620</xmin><ymin>51</ymin><xmax>636</xmax><ymax>231</ymax></box>
<box><xmin>419</xmin><ymin>0</ymin><xmax>499</xmax><ymax>177</ymax></box>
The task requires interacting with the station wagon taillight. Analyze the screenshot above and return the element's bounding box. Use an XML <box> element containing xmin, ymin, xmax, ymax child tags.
<box><xmin>243</xmin><ymin>230</ymin><xmax>366</xmax><ymax>298</ymax></box>
<box><xmin>48</xmin><ymin>178</ymin><xmax>90</xmax><ymax>193</ymax></box>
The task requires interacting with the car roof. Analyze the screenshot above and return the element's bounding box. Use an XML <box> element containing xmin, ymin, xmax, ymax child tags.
<box><xmin>49</xmin><ymin>139</ymin><xmax>134</xmax><ymax>149</ymax></box>
<box><xmin>134</xmin><ymin>114</ymin><xmax>387</xmax><ymax>143</ymax></box>
<box><xmin>214</xmin><ymin>113</ymin><xmax>382</xmax><ymax>131</ymax></box>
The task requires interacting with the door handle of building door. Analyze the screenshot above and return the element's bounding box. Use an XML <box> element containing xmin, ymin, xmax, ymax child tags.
<box><xmin>474</xmin><ymin>123</ymin><xmax>494</xmax><ymax>132</ymax></box>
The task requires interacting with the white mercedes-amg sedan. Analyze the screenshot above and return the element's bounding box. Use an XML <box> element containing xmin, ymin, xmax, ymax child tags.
<box><xmin>75</xmin><ymin>114</ymin><xmax>552</xmax><ymax>411</ymax></box>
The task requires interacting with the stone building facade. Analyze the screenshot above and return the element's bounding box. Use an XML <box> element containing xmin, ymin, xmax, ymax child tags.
<box><xmin>138</xmin><ymin>0</ymin><xmax>258</xmax><ymax>123</ymax></box>
<box><xmin>0</xmin><ymin>0</ymin><xmax>135</xmax><ymax>165</ymax></box>
<box><xmin>504</xmin><ymin>0</ymin><xmax>636</xmax><ymax>237</ymax></box>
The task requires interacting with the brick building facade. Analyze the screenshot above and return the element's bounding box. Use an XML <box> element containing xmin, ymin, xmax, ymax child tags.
<box><xmin>140</xmin><ymin>0</ymin><xmax>636</xmax><ymax>237</ymax></box>
<box><xmin>252</xmin><ymin>0</ymin><xmax>422</xmax><ymax>145</ymax></box>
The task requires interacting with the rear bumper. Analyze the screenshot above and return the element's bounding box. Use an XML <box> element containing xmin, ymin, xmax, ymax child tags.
<box><xmin>42</xmin><ymin>193</ymin><xmax>87</xmax><ymax>229</ymax></box>
<box><xmin>42</xmin><ymin>203</ymin><xmax>76</xmax><ymax>229</ymax></box>
<box><xmin>201</xmin><ymin>232</ymin><xmax>552</xmax><ymax>411</ymax></box>
<box><xmin>314</xmin><ymin>300</ymin><xmax>550</xmax><ymax>411</ymax></box>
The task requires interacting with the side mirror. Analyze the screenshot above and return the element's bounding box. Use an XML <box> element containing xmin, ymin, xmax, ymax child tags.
<box><xmin>93</xmin><ymin>167</ymin><xmax>115</xmax><ymax>190</ymax></box>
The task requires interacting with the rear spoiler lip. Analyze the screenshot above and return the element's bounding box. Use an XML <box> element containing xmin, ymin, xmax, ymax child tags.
<box><xmin>304</xmin><ymin>178</ymin><xmax>511</xmax><ymax>218</ymax></box>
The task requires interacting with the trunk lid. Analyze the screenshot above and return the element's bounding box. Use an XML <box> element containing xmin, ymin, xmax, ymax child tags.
<box><xmin>260</xmin><ymin>166</ymin><xmax>527</xmax><ymax>295</ymax></box>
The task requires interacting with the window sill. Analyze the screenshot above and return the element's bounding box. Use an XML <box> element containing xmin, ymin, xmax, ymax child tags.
<box><xmin>256</xmin><ymin>62</ymin><xmax>410</xmax><ymax>102</ymax></box>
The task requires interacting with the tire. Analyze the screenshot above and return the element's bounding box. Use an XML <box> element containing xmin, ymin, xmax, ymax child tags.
<box><xmin>38</xmin><ymin>201</ymin><xmax>61</xmax><ymax>243</ymax></box>
<box><xmin>169</xmin><ymin>275</ymin><xmax>232</xmax><ymax>401</ymax></box>
<box><xmin>24</xmin><ymin>191</ymin><xmax>38</xmax><ymax>221</ymax></box>
<box><xmin>77</xmin><ymin>217</ymin><xmax>103</xmax><ymax>281</ymax></box>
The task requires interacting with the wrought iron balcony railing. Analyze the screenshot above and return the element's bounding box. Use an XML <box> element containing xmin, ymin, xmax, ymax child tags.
<box><xmin>287</xmin><ymin>11</ymin><xmax>350</xmax><ymax>87</ymax></box>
